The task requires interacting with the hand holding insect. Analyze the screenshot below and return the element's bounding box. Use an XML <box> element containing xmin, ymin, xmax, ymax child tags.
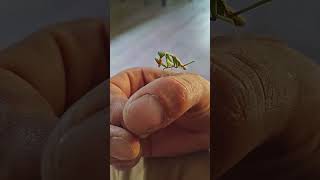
<box><xmin>110</xmin><ymin>67</ymin><xmax>210</xmax><ymax>170</ymax></box>
<box><xmin>155</xmin><ymin>51</ymin><xmax>195</xmax><ymax>70</ymax></box>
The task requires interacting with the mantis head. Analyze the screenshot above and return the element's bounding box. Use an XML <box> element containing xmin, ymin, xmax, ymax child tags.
<box><xmin>158</xmin><ymin>51</ymin><xmax>166</xmax><ymax>58</ymax></box>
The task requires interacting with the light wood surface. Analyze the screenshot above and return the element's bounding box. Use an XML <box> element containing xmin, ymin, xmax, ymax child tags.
<box><xmin>110</xmin><ymin>0</ymin><xmax>210</xmax><ymax>80</ymax></box>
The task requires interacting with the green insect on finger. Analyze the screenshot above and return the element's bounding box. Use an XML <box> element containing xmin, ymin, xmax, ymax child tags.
<box><xmin>155</xmin><ymin>51</ymin><xmax>195</xmax><ymax>70</ymax></box>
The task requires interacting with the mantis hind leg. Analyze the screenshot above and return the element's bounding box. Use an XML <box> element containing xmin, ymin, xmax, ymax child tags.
<box><xmin>175</xmin><ymin>63</ymin><xmax>179</xmax><ymax>68</ymax></box>
<box><xmin>173</xmin><ymin>60</ymin><xmax>180</xmax><ymax>68</ymax></box>
<box><xmin>179</xmin><ymin>64</ymin><xmax>187</xmax><ymax>70</ymax></box>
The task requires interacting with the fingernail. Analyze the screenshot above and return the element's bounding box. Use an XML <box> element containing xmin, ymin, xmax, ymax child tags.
<box><xmin>110</xmin><ymin>137</ymin><xmax>140</xmax><ymax>160</ymax></box>
<box><xmin>124</xmin><ymin>94</ymin><xmax>164</xmax><ymax>137</ymax></box>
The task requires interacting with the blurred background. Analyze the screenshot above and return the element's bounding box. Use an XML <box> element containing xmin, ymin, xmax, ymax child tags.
<box><xmin>110</xmin><ymin>0</ymin><xmax>210</xmax><ymax>80</ymax></box>
<box><xmin>212</xmin><ymin>0</ymin><xmax>320</xmax><ymax>63</ymax></box>
<box><xmin>0</xmin><ymin>0</ymin><xmax>318</xmax><ymax>73</ymax></box>
<box><xmin>0</xmin><ymin>0</ymin><xmax>107</xmax><ymax>50</ymax></box>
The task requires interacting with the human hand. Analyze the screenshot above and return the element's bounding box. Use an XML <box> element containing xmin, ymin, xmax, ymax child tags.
<box><xmin>0</xmin><ymin>19</ymin><xmax>108</xmax><ymax>180</ymax></box>
<box><xmin>212</xmin><ymin>36</ymin><xmax>320</xmax><ymax>179</ymax></box>
<box><xmin>110</xmin><ymin>67</ymin><xmax>210</xmax><ymax>169</ymax></box>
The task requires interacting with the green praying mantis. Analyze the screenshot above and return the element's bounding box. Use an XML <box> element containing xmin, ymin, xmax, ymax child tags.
<box><xmin>211</xmin><ymin>0</ymin><xmax>272</xmax><ymax>26</ymax></box>
<box><xmin>154</xmin><ymin>1</ymin><xmax>273</xmax><ymax>70</ymax></box>
<box><xmin>155</xmin><ymin>51</ymin><xmax>195</xmax><ymax>70</ymax></box>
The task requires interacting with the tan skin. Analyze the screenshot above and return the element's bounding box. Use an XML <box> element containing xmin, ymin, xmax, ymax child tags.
<box><xmin>0</xmin><ymin>19</ymin><xmax>319</xmax><ymax>179</ymax></box>
<box><xmin>110</xmin><ymin>67</ymin><xmax>210</xmax><ymax>169</ymax></box>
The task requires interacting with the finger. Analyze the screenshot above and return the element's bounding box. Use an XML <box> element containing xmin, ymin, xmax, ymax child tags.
<box><xmin>0</xmin><ymin>19</ymin><xmax>108</xmax><ymax>115</ymax></box>
<box><xmin>141</xmin><ymin>124</ymin><xmax>209</xmax><ymax>157</ymax></box>
<box><xmin>110</xmin><ymin>125</ymin><xmax>141</xmax><ymax>161</ymax></box>
<box><xmin>123</xmin><ymin>73</ymin><xmax>210</xmax><ymax>137</ymax></box>
<box><xmin>110</xmin><ymin>95</ymin><xmax>127</xmax><ymax>126</ymax></box>
<box><xmin>42</xmin><ymin>110</ymin><xmax>107</xmax><ymax>180</ymax></box>
<box><xmin>212</xmin><ymin>36</ymin><xmax>300</xmax><ymax>178</ymax></box>
<box><xmin>110</xmin><ymin>156</ymin><xmax>141</xmax><ymax>171</ymax></box>
<box><xmin>59</xmin><ymin>80</ymin><xmax>108</xmax><ymax>130</ymax></box>
<box><xmin>109</xmin><ymin>68</ymin><xmax>170</xmax><ymax>169</ymax></box>
<box><xmin>42</xmin><ymin>81</ymin><xmax>108</xmax><ymax>179</ymax></box>
<box><xmin>0</xmin><ymin>64</ymin><xmax>58</xmax><ymax>179</ymax></box>
<box><xmin>110</xmin><ymin>67</ymin><xmax>173</xmax><ymax>126</ymax></box>
<box><xmin>110</xmin><ymin>125</ymin><xmax>142</xmax><ymax>170</ymax></box>
<box><xmin>110</xmin><ymin>67</ymin><xmax>169</xmax><ymax>98</ymax></box>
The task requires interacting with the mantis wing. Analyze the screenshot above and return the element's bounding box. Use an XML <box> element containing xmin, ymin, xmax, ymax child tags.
<box><xmin>165</xmin><ymin>54</ymin><xmax>174</xmax><ymax>68</ymax></box>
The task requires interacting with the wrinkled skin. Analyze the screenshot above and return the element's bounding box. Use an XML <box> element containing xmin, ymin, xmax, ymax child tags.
<box><xmin>212</xmin><ymin>36</ymin><xmax>320</xmax><ymax>179</ymax></box>
<box><xmin>109</xmin><ymin>68</ymin><xmax>210</xmax><ymax>169</ymax></box>
<box><xmin>0</xmin><ymin>17</ymin><xmax>320</xmax><ymax>180</ymax></box>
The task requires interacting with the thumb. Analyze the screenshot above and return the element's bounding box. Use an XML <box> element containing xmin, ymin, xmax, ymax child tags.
<box><xmin>122</xmin><ymin>73</ymin><xmax>210</xmax><ymax>137</ymax></box>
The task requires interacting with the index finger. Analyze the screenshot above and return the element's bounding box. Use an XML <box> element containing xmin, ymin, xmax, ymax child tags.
<box><xmin>122</xmin><ymin>72</ymin><xmax>210</xmax><ymax>137</ymax></box>
<box><xmin>110</xmin><ymin>67</ymin><xmax>172</xmax><ymax>98</ymax></box>
<box><xmin>110</xmin><ymin>67</ymin><xmax>172</xmax><ymax>126</ymax></box>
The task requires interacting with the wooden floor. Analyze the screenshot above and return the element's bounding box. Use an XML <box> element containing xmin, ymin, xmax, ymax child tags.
<box><xmin>110</xmin><ymin>0</ymin><xmax>210</xmax><ymax>80</ymax></box>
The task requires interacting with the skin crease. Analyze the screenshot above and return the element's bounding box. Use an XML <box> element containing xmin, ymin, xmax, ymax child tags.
<box><xmin>212</xmin><ymin>36</ymin><xmax>320</xmax><ymax>179</ymax></box>
<box><xmin>0</xmin><ymin>18</ymin><xmax>320</xmax><ymax>179</ymax></box>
